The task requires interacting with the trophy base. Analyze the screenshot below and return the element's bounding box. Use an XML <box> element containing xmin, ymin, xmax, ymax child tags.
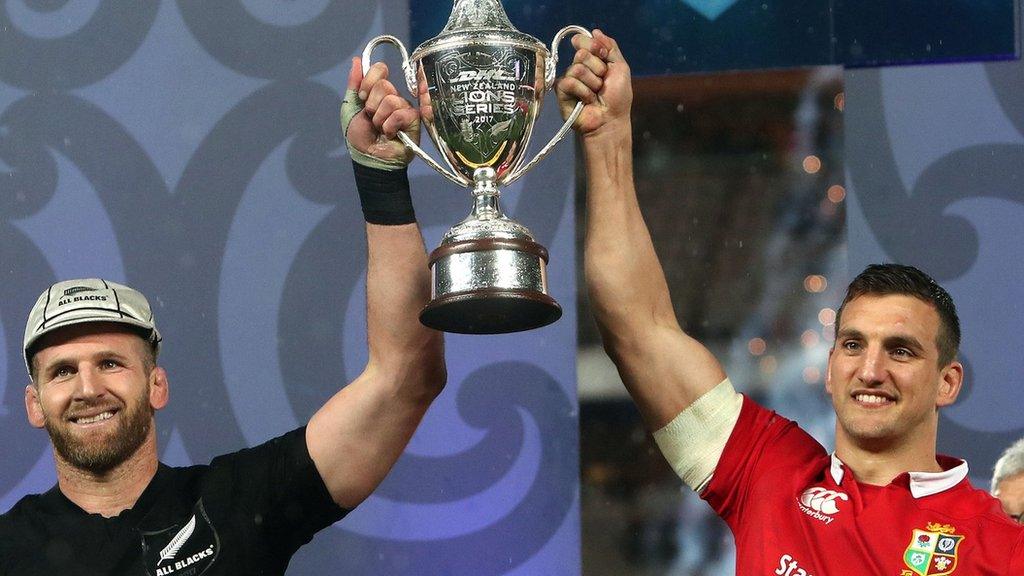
<box><xmin>420</xmin><ymin>288</ymin><xmax>562</xmax><ymax>334</ymax></box>
<box><xmin>422</xmin><ymin>235</ymin><xmax>561</xmax><ymax>334</ymax></box>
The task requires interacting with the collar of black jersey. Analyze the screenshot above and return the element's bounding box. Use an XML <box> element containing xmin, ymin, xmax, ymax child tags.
<box><xmin>38</xmin><ymin>463</ymin><xmax>173</xmax><ymax>522</ymax></box>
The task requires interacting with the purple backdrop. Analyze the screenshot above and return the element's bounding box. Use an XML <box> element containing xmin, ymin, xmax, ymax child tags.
<box><xmin>0</xmin><ymin>1</ymin><xmax>580</xmax><ymax>574</ymax></box>
<box><xmin>844</xmin><ymin>22</ymin><xmax>1024</xmax><ymax>486</ymax></box>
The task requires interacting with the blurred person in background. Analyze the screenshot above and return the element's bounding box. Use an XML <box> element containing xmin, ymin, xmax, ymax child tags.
<box><xmin>993</xmin><ymin>438</ymin><xmax>1024</xmax><ymax>524</ymax></box>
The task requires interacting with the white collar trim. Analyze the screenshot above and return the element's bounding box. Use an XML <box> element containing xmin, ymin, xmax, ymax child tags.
<box><xmin>828</xmin><ymin>454</ymin><xmax>969</xmax><ymax>498</ymax></box>
<box><xmin>829</xmin><ymin>453</ymin><xmax>845</xmax><ymax>485</ymax></box>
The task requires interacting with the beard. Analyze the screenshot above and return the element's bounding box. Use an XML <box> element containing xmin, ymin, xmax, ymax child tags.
<box><xmin>836</xmin><ymin>414</ymin><xmax>898</xmax><ymax>448</ymax></box>
<box><xmin>44</xmin><ymin>384</ymin><xmax>153</xmax><ymax>474</ymax></box>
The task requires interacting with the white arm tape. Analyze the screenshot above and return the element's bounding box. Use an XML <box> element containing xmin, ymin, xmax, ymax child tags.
<box><xmin>652</xmin><ymin>378</ymin><xmax>742</xmax><ymax>493</ymax></box>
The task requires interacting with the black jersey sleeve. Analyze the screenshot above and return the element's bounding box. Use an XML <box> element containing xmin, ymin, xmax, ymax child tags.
<box><xmin>207</xmin><ymin>426</ymin><xmax>347</xmax><ymax>560</ymax></box>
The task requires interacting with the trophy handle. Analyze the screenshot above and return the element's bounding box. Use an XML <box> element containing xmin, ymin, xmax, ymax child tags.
<box><xmin>361</xmin><ymin>35</ymin><xmax>471</xmax><ymax>188</ymax></box>
<box><xmin>361</xmin><ymin>35</ymin><xmax>416</xmax><ymax>95</ymax></box>
<box><xmin>504</xmin><ymin>26</ymin><xmax>592</xmax><ymax>187</ymax></box>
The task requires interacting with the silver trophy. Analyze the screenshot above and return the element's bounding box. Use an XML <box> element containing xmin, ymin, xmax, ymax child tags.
<box><xmin>362</xmin><ymin>0</ymin><xmax>589</xmax><ymax>334</ymax></box>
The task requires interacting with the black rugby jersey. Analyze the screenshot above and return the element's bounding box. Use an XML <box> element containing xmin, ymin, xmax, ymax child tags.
<box><xmin>0</xmin><ymin>427</ymin><xmax>347</xmax><ymax>576</ymax></box>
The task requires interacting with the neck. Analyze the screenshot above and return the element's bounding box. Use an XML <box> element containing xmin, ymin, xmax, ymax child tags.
<box><xmin>834</xmin><ymin>428</ymin><xmax>942</xmax><ymax>486</ymax></box>
<box><xmin>53</xmin><ymin>430</ymin><xmax>159</xmax><ymax>518</ymax></box>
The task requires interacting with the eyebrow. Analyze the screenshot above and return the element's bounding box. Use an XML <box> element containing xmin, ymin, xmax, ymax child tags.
<box><xmin>40</xmin><ymin>350</ymin><xmax>133</xmax><ymax>376</ymax></box>
<box><xmin>835</xmin><ymin>327</ymin><xmax>861</xmax><ymax>340</ymax></box>
<box><xmin>883</xmin><ymin>334</ymin><xmax>926</xmax><ymax>353</ymax></box>
<box><xmin>835</xmin><ymin>328</ymin><xmax>926</xmax><ymax>353</ymax></box>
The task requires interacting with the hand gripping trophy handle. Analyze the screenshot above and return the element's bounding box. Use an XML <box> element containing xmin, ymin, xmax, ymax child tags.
<box><xmin>360</xmin><ymin>26</ymin><xmax>593</xmax><ymax>189</ymax></box>
<box><xmin>360</xmin><ymin>0</ymin><xmax>593</xmax><ymax>334</ymax></box>
<box><xmin>361</xmin><ymin>36</ymin><xmax>469</xmax><ymax>188</ymax></box>
<box><xmin>504</xmin><ymin>25</ymin><xmax>590</xmax><ymax>186</ymax></box>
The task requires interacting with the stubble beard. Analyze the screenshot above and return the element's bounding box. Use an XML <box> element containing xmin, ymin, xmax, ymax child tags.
<box><xmin>836</xmin><ymin>402</ymin><xmax>913</xmax><ymax>452</ymax></box>
<box><xmin>841</xmin><ymin>416</ymin><xmax>896</xmax><ymax>446</ymax></box>
<box><xmin>44</xmin><ymin>384</ymin><xmax>154</xmax><ymax>475</ymax></box>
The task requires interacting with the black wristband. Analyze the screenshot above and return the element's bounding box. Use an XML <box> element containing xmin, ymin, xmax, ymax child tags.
<box><xmin>353</xmin><ymin>161</ymin><xmax>416</xmax><ymax>225</ymax></box>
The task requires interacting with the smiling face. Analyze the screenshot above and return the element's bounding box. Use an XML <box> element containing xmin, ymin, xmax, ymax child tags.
<box><xmin>25</xmin><ymin>323</ymin><xmax>168</xmax><ymax>475</ymax></box>
<box><xmin>826</xmin><ymin>294</ymin><xmax>963</xmax><ymax>454</ymax></box>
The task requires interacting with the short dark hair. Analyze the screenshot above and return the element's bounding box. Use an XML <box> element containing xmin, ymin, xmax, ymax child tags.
<box><xmin>835</xmin><ymin>264</ymin><xmax>960</xmax><ymax>366</ymax></box>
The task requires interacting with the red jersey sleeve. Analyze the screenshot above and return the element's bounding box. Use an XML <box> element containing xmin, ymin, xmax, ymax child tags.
<box><xmin>702</xmin><ymin>395</ymin><xmax>828</xmax><ymax>527</ymax></box>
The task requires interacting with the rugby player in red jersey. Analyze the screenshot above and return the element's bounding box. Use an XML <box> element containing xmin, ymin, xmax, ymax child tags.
<box><xmin>558</xmin><ymin>30</ymin><xmax>1024</xmax><ymax>574</ymax></box>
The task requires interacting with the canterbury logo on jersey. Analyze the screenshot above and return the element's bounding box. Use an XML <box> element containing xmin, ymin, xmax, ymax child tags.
<box><xmin>797</xmin><ymin>486</ymin><xmax>848</xmax><ymax>524</ymax></box>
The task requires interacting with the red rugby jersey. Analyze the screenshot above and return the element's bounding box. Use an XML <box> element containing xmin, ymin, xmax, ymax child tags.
<box><xmin>703</xmin><ymin>396</ymin><xmax>1024</xmax><ymax>575</ymax></box>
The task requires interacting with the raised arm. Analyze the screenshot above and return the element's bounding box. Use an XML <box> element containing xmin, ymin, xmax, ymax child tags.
<box><xmin>558</xmin><ymin>32</ymin><xmax>739</xmax><ymax>491</ymax></box>
<box><xmin>559</xmin><ymin>32</ymin><xmax>726</xmax><ymax>428</ymax></box>
<box><xmin>306</xmin><ymin>59</ymin><xmax>446</xmax><ymax>509</ymax></box>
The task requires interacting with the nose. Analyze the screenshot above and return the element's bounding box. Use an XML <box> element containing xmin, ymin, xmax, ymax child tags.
<box><xmin>73</xmin><ymin>366</ymin><xmax>107</xmax><ymax>401</ymax></box>
<box><xmin>856</xmin><ymin>345</ymin><xmax>887</xmax><ymax>385</ymax></box>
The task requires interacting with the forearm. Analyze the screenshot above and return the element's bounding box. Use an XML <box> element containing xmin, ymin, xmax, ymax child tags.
<box><xmin>582</xmin><ymin>121</ymin><xmax>725</xmax><ymax>427</ymax></box>
<box><xmin>365</xmin><ymin>222</ymin><xmax>444</xmax><ymax>382</ymax></box>
<box><xmin>307</xmin><ymin>223</ymin><xmax>444</xmax><ymax>508</ymax></box>
<box><xmin>307</xmin><ymin>155</ymin><xmax>446</xmax><ymax>505</ymax></box>
<box><xmin>582</xmin><ymin>123</ymin><xmax>677</xmax><ymax>346</ymax></box>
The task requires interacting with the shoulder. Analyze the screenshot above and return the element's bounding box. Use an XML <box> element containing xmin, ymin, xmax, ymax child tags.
<box><xmin>0</xmin><ymin>491</ymin><xmax>59</xmax><ymax>564</ymax></box>
<box><xmin>725</xmin><ymin>397</ymin><xmax>830</xmax><ymax>486</ymax></box>
<box><xmin>955</xmin><ymin>480</ymin><xmax>1020</xmax><ymax>527</ymax></box>
<box><xmin>158</xmin><ymin>461</ymin><xmax>211</xmax><ymax>492</ymax></box>
<box><xmin>1</xmin><ymin>491</ymin><xmax>52</xmax><ymax>527</ymax></box>
<box><xmin>189</xmin><ymin>427</ymin><xmax>313</xmax><ymax>497</ymax></box>
<box><xmin>205</xmin><ymin>427</ymin><xmax>309</xmax><ymax>471</ymax></box>
<box><xmin>704</xmin><ymin>397</ymin><xmax>829</xmax><ymax>512</ymax></box>
<box><xmin>151</xmin><ymin>428</ymin><xmax>311</xmax><ymax>505</ymax></box>
<box><xmin>950</xmin><ymin>481</ymin><xmax>1024</xmax><ymax>568</ymax></box>
<box><xmin>923</xmin><ymin>476</ymin><xmax>1024</xmax><ymax>538</ymax></box>
<box><xmin>730</xmin><ymin>396</ymin><xmax>827</xmax><ymax>460</ymax></box>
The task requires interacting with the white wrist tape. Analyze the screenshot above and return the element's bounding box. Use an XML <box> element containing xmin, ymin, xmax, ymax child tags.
<box><xmin>652</xmin><ymin>378</ymin><xmax>742</xmax><ymax>493</ymax></box>
<box><xmin>340</xmin><ymin>89</ymin><xmax>408</xmax><ymax>171</ymax></box>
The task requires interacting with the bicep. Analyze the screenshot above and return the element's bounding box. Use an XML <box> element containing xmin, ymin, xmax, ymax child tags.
<box><xmin>306</xmin><ymin>365</ymin><xmax>437</xmax><ymax>509</ymax></box>
<box><xmin>605</xmin><ymin>321</ymin><xmax>727</xmax><ymax>430</ymax></box>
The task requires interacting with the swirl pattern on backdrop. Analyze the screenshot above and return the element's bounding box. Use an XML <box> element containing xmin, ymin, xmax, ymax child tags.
<box><xmin>845</xmin><ymin>59</ymin><xmax>1024</xmax><ymax>475</ymax></box>
<box><xmin>0</xmin><ymin>2</ymin><xmax>579</xmax><ymax>574</ymax></box>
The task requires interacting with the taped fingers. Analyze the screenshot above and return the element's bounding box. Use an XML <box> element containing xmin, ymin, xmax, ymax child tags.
<box><xmin>570</xmin><ymin>31</ymin><xmax>597</xmax><ymax>53</ymax></box>
<box><xmin>572</xmin><ymin>51</ymin><xmax>606</xmax><ymax>86</ymax></box>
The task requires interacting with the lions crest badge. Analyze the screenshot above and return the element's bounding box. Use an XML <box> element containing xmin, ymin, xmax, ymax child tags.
<box><xmin>902</xmin><ymin>523</ymin><xmax>964</xmax><ymax>576</ymax></box>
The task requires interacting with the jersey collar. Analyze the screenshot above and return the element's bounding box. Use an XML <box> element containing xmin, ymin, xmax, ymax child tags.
<box><xmin>828</xmin><ymin>453</ymin><xmax>969</xmax><ymax>498</ymax></box>
<box><xmin>39</xmin><ymin>463</ymin><xmax>171</xmax><ymax>520</ymax></box>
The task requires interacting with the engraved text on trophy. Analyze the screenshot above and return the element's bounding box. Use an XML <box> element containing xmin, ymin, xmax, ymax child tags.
<box><xmin>424</xmin><ymin>46</ymin><xmax>537</xmax><ymax>181</ymax></box>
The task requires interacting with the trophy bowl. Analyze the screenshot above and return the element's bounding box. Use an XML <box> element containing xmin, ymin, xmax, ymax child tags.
<box><xmin>363</xmin><ymin>0</ymin><xmax>589</xmax><ymax>334</ymax></box>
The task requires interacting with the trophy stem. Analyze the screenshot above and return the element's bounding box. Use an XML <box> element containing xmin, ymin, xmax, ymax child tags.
<box><xmin>421</xmin><ymin>165</ymin><xmax>562</xmax><ymax>334</ymax></box>
<box><xmin>470</xmin><ymin>167</ymin><xmax>503</xmax><ymax>221</ymax></box>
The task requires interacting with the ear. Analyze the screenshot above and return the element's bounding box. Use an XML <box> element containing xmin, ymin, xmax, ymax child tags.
<box><xmin>24</xmin><ymin>384</ymin><xmax>45</xmax><ymax>429</ymax></box>
<box><xmin>149</xmin><ymin>367</ymin><xmax>170</xmax><ymax>411</ymax></box>
<box><xmin>824</xmin><ymin>347</ymin><xmax>836</xmax><ymax>395</ymax></box>
<box><xmin>935</xmin><ymin>361</ymin><xmax>964</xmax><ymax>408</ymax></box>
